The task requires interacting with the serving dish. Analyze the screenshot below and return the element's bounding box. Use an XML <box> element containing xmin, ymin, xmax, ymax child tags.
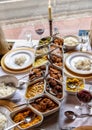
<box><xmin>49</xmin><ymin>44</ymin><xmax>63</xmax><ymax>56</ymax></box>
<box><xmin>29</xmin><ymin>93</ymin><xmax>60</xmax><ymax>117</ymax></box>
<box><xmin>29</xmin><ymin>64</ymin><xmax>47</xmax><ymax>81</ymax></box>
<box><xmin>53</xmin><ymin>36</ymin><xmax>64</xmax><ymax>47</ymax></box>
<box><xmin>63</xmin><ymin>35</ymin><xmax>80</xmax><ymax>50</ymax></box>
<box><xmin>35</xmin><ymin>45</ymin><xmax>49</xmax><ymax>56</ymax></box>
<box><xmin>65</xmin><ymin>52</ymin><xmax>92</xmax><ymax>75</ymax></box>
<box><xmin>45</xmin><ymin>77</ymin><xmax>63</xmax><ymax>100</ymax></box>
<box><xmin>39</xmin><ymin>36</ymin><xmax>51</xmax><ymax>46</ymax></box>
<box><xmin>65</xmin><ymin>77</ymin><xmax>85</xmax><ymax>94</ymax></box>
<box><xmin>0</xmin><ymin>75</ymin><xmax>18</xmax><ymax>99</ymax></box>
<box><xmin>9</xmin><ymin>106</ymin><xmax>43</xmax><ymax>130</ymax></box>
<box><xmin>49</xmin><ymin>53</ymin><xmax>63</xmax><ymax>68</ymax></box>
<box><xmin>4</xmin><ymin>49</ymin><xmax>35</xmax><ymax>70</ymax></box>
<box><xmin>48</xmin><ymin>63</ymin><xmax>63</xmax><ymax>82</ymax></box>
<box><xmin>25</xmin><ymin>78</ymin><xmax>45</xmax><ymax>99</ymax></box>
<box><xmin>33</xmin><ymin>55</ymin><xmax>48</xmax><ymax>67</ymax></box>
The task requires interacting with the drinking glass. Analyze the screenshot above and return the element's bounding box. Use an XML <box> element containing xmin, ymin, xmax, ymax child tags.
<box><xmin>25</xmin><ymin>30</ymin><xmax>32</xmax><ymax>45</ymax></box>
<box><xmin>80</xmin><ymin>32</ymin><xmax>88</xmax><ymax>51</ymax></box>
<box><xmin>76</xmin><ymin>88</ymin><xmax>92</xmax><ymax>114</ymax></box>
<box><xmin>34</xmin><ymin>20</ymin><xmax>45</xmax><ymax>40</ymax></box>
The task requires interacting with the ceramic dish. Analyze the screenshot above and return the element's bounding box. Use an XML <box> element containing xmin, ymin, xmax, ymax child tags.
<box><xmin>48</xmin><ymin>53</ymin><xmax>63</xmax><ymax>69</ymax></box>
<box><xmin>4</xmin><ymin>49</ymin><xmax>35</xmax><ymax>70</ymax></box>
<box><xmin>25</xmin><ymin>78</ymin><xmax>45</xmax><ymax>100</ymax></box>
<box><xmin>45</xmin><ymin>77</ymin><xmax>63</xmax><ymax>101</ymax></box>
<box><xmin>29</xmin><ymin>64</ymin><xmax>47</xmax><ymax>81</ymax></box>
<box><xmin>33</xmin><ymin>55</ymin><xmax>48</xmax><ymax>67</ymax></box>
<box><xmin>65</xmin><ymin>52</ymin><xmax>92</xmax><ymax>75</ymax></box>
<box><xmin>63</xmin><ymin>35</ymin><xmax>80</xmax><ymax>50</ymax></box>
<box><xmin>9</xmin><ymin>106</ymin><xmax>43</xmax><ymax>130</ymax></box>
<box><xmin>47</xmin><ymin>63</ymin><xmax>63</xmax><ymax>82</ymax></box>
<box><xmin>53</xmin><ymin>36</ymin><xmax>64</xmax><ymax>47</ymax></box>
<box><xmin>65</xmin><ymin>77</ymin><xmax>85</xmax><ymax>94</ymax></box>
<box><xmin>39</xmin><ymin>36</ymin><xmax>51</xmax><ymax>46</ymax></box>
<box><xmin>29</xmin><ymin>93</ymin><xmax>60</xmax><ymax>117</ymax></box>
<box><xmin>0</xmin><ymin>75</ymin><xmax>18</xmax><ymax>99</ymax></box>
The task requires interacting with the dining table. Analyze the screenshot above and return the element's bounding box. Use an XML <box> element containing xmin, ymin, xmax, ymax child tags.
<box><xmin>0</xmin><ymin>36</ymin><xmax>92</xmax><ymax>130</ymax></box>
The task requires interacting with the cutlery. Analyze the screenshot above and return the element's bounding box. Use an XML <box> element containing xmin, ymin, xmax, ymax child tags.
<box><xmin>5</xmin><ymin>115</ymin><xmax>35</xmax><ymax>130</ymax></box>
<box><xmin>64</xmin><ymin>110</ymin><xmax>92</xmax><ymax>120</ymax></box>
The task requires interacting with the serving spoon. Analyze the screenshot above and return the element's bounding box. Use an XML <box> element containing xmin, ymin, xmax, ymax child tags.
<box><xmin>64</xmin><ymin>110</ymin><xmax>91</xmax><ymax>120</ymax></box>
<box><xmin>5</xmin><ymin>116</ymin><xmax>32</xmax><ymax>130</ymax></box>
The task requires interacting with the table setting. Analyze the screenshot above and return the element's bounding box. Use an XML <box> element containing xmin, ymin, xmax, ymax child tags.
<box><xmin>0</xmin><ymin>0</ymin><xmax>92</xmax><ymax>130</ymax></box>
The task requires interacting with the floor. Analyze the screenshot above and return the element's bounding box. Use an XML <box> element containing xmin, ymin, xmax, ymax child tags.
<box><xmin>2</xmin><ymin>16</ymin><xmax>92</xmax><ymax>40</ymax></box>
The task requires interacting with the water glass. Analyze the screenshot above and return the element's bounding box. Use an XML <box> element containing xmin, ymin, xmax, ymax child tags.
<box><xmin>25</xmin><ymin>30</ymin><xmax>32</xmax><ymax>45</ymax></box>
<box><xmin>80</xmin><ymin>32</ymin><xmax>88</xmax><ymax>51</ymax></box>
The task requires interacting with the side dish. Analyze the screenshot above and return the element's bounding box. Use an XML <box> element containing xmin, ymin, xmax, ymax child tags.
<box><xmin>15</xmin><ymin>56</ymin><xmax>27</xmax><ymax>66</ymax></box>
<box><xmin>0</xmin><ymin>112</ymin><xmax>7</xmax><ymax>130</ymax></box>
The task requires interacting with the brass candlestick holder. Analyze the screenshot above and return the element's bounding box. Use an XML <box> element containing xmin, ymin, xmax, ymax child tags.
<box><xmin>49</xmin><ymin>20</ymin><xmax>53</xmax><ymax>36</ymax></box>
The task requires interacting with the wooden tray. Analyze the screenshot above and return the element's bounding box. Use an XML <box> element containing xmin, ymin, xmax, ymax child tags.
<box><xmin>0</xmin><ymin>100</ymin><xmax>19</xmax><ymax>130</ymax></box>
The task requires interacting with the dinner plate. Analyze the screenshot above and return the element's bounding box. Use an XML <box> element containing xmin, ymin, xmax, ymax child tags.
<box><xmin>4</xmin><ymin>49</ymin><xmax>35</xmax><ymax>70</ymax></box>
<box><xmin>65</xmin><ymin>52</ymin><xmax>92</xmax><ymax>75</ymax></box>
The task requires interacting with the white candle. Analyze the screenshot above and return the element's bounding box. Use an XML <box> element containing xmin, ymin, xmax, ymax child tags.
<box><xmin>48</xmin><ymin>0</ymin><xmax>52</xmax><ymax>20</ymax></box>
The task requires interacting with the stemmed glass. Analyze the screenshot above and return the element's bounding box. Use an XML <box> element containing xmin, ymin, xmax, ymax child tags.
<box><xmin>76</xmin><ymin>87</ymin><xmax>92</xmax><ymax>115</ymax></box>
<box><xmin>34</xmin><ymin>19</ymin><xmax>45</xmax><ymax>40</ymax></box>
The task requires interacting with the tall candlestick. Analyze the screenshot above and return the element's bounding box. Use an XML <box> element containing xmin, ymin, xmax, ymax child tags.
<box><xmin>48</xmin><ymin>0</ymin><xmax>52</xmax><ymax>20</ymax></box>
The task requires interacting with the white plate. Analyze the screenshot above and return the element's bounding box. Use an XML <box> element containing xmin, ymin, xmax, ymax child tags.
<box><xmin>4</xmin><ymin>49</ymin><xmax>35</xmax><ymax>70</ymax></box>
<box><xmin>65</xmin><ymin>52</ymin><xmax>92</xmax><ymax>75</ymax></box>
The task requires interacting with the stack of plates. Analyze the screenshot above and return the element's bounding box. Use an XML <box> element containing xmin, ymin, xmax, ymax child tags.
<box><xmin>1</xmin><ymin>48</ymin><xmax>35</xmax><ymax>74</ymax></box>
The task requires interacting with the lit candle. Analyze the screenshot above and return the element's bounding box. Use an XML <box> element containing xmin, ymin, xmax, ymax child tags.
<box><xmin>48</xmin><ymin>0</ymin><xmax>52</xmax><ymax>20</ymax></box>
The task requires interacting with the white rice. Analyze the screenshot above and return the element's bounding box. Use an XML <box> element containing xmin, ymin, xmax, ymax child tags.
<box><xmin>0</xmin><ymin>112</ymin><xmax>7</xmax><ymax>130</ymax></box>
<box><xmin>0</xmin><ymin>82</ymin><xmax>16</xmax><ymax>98</ymax></box>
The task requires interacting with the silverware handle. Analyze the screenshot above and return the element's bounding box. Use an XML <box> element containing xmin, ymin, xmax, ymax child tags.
<box><xmin>5</xmin><ymin>120</ymin><xmax>23</xmax><ymax>130</ymax></box>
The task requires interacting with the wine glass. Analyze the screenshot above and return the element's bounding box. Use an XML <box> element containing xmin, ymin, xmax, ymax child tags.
<box><xmin>76</xmin><ymin>87</ymin><xmax>92</xmax><ymax>115</ymax></box>
<box><xmin>34</xmin><ymin>19</ymin><xmax>45</xmax><ymax>40</ymax></box>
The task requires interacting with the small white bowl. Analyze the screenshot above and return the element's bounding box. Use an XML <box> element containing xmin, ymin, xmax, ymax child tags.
<box><xmin>63</xmin><ymin>35</ymin><xmax>80</xmax><ymax>50</ymax></box>
<box><xmin>65</xmin><ymin>77</ymin><xmax>85</xmax><ymax>95</ymax></box>
<box><xmin>0</xmin><ymin>75</ymin><xmax>18</xmax><ymax>99</ymax></box>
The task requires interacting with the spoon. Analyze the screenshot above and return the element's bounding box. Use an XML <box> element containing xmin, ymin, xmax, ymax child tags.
<box><xmin>64</xmin><ymin>111</ymin><xmax>91</xmax><ymax>120</ymax></box>
<box><xmin>5</xmin><ymin>116</ymin><xmax>31</xmax><ymax>130</ymax></box>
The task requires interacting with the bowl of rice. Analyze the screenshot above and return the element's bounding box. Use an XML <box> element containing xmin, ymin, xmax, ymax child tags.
<box><xmin>0</xmin><ymin>75</ymin><xmax>18</xmax><ymax>99</ymax></box>
<box><xmin>0</xmin><ymin>112</ymin><xmax>7</xmax><ymax>130</ymax></box>
<box><xmin>63</xmin><ymin>35</ymin><xmax>80</xmax><ymax>50</ymax></box>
